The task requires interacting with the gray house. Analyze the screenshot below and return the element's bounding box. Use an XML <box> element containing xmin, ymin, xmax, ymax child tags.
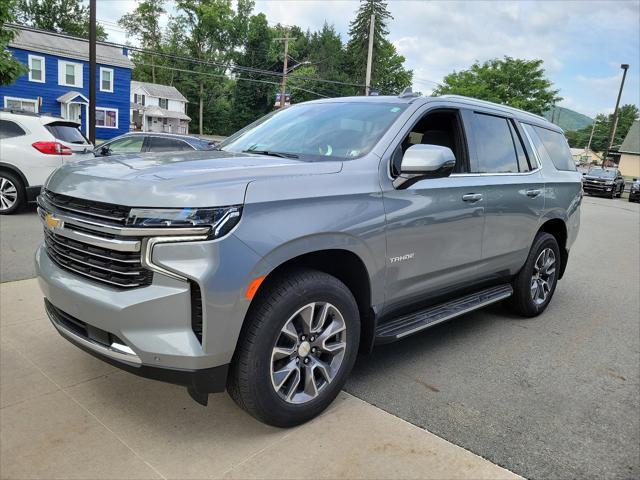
<box><xmin>130</xmin><ymin>80</ymin><xmax>191</xmax><ymax>134</ymax></box>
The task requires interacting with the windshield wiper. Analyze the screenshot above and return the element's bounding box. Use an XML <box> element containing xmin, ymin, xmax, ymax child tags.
<box><xmin>242</xmin><ymin>149</ymin><xmax>299</xmax><ymax>159</ymax></box>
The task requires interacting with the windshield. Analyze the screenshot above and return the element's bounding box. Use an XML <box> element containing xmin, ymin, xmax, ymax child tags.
<box><xmin>587</xmin><ymin>168</ymin><xmax>616</xmax><ymax>178</ymax></box>
<box><xmin>220</xmin><ymin>102</ymin><xmax>408</xmax><ymax>161</ymax></box>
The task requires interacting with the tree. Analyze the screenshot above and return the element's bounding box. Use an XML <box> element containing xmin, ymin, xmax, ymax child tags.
<box><xmin>0</xmin><ymin>0</ymin><xmax>27</xmax><ymax>86</ymax></box>
<box><xmin>565</xmin><ymin>104</ymin><xmax>639</xmax><ymax>151</ymax></box>
<box><xmin>119</xmin><ymin>0</ymin><xmax>165</xmax><ymax>83</ymax></box>
<box><xmin>13</xmin><ymin>0</ymin><xmax>107</xmax><ymax>40</ymax></box>
<box><xmin>433</xmin><ymin>57</ymin><xmax>561</xmax><ymax>115</ymax></box>
<box><xmin>345</xmin><ymin>0</ymin><xmax>412</xmax><ymax>94</ymax></box>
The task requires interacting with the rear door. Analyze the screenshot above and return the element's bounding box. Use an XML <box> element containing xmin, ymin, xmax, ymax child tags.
<box><xmin>147</xmin><ymin>136</ymin><xmax>194</xmax><ymax>153</ymax></box>
<box><xmin>465</xmin><ymin>111</ymin><xmax>545</xmax><ymax>277</ymax></box>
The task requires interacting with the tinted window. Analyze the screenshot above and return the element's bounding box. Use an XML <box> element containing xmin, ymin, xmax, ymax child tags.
<box><xmin>107</xmin><ymin>136</ymin><xmax>144</xmax><ymax>154</ymax></box>
<box><xmin>532</xmin><ymin>126</ymin><xmax>576</xmax><ymax>171</ymax></box>
<box><xmin>148</xmin><ymin>137</ymin><xmax>193</xmax><ymax>152</ymax></box>
<box><xmin>45</xmin><ymin>121</ymin><xmax>88</xmax><ymax>144</ymax></box>
<box><xmin>508</xmin><ymin>121</ymin><xmax>532</xmax><ymax>172</ymax></box>
<box><xmin>0</xmin><ymin>120</ymin><xmax>26</xmax><ymax>139</ymax></box>
<box><xmin>471</xmin><ymin>113</ymin><xmax>519</xmax><ymax>173</ymax></box>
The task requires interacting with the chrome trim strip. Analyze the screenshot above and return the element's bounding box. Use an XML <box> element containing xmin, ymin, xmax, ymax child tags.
<box><xmin>451</xmin><ymin>168</ymin><xmax>541</xmax><ymax>178</ymax></box>
<box><xmin>521</xmin><ymin>124</ymin><xmax>543</xmax><ymax>170</ymax></box>
<box><xmin>46</xmin><ymin>253</ymin><xmax>144</xmax><ymax>288</ymax></box>
<box><xmin>40</xmin><ymin>194</ymin><xmax>127</xmax><ymax>223</ymax></box>
<box><xmin>46</xmin><ymin>308</ymin><xmax>142</xmax><ymax>365</ymax></box>
<box><xmin>142</xmin><ymin>235</ymin><xmax>208</xmax><ymax>281</ymax></box>
<box><xmin>395</xmin><ymin>291</ymin><xmax>513</xmax><ymax>339</ymax></box>
<box><xmin>44</xmin><ymin>232</ymin><xmax>140</xmax><ymax>263</ymax></box>
<box><xmin>45</xmin><ymin>241</ymin><xmax>143</xmax><ymax>276</ymax></box>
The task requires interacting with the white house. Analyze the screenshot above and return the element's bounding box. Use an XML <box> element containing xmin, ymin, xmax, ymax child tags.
<box><xmin>130</xmin><ymin>81</ymin><xmax>190</xmax><ymax>134</ymax></box>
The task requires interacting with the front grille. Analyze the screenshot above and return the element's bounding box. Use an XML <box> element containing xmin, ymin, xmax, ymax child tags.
<box><xmin>42</xmin><ymin>190</ymin><xmax>131</xmax><ymax>226</ymax></box>
<box><xmin>44</xmin><ymin>230</ymin><xmax>152</xmax><ymax>288</ymax></box>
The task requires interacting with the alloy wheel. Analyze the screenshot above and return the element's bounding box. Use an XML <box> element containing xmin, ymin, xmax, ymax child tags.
<box><xmin>0</xmin><ymin>177</ymin><xmax>18</xmax><ymax>211</ymax></box>
<box><xmin>270</xmin><ymin>302</ymin><xmax>347</xmax><ymax>404</ymax></box>
<box><xmin>530</xmin><ymin>248</ymin><xmax>556</xmax><ymax>305</ymax></box>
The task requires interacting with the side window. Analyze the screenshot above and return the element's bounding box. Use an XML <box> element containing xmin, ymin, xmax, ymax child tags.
<box><xmin>531</xmin><ymin>126</ymin><xmax>576</xmax><ymax>171</ymax></box>
<box><xmin>391</xmin><ymin>109</ymin><xmax>468</xmax><ymax>177</ymax></box>
<box><xmin>108</xmin><ymin>137</ymin><xmax>144</xmax><ymax>154</ymax></box>
<box><xmin>148</xmin><ymin>137</ymin><xmax>193</xmax><ymax>152</ymax></box>
<box><xmin>0</xmin><ymin>120</ymin><xmax>26</xmax><ymax>139</ymax></box>
<box><xmin>471</xmin><ymin>113</ymin><xmax>519</xmax><ymax>173</ymax></box>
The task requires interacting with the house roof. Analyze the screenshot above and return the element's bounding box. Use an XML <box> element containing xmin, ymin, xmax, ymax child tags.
<box><xmin>619</xmin><ymin>120</ymin><xmax>640</xmax><ymax>155</ymax></box>
<box><xmin>143</xmin><ymin>105</ymin><xmax>191</xmax><ymax>121</ymax></box>
<box><xmin>57</xmin><ymin>91</ymin><xmax>89</xmax><ymax>104</ymax></box>
<box><xmin>131</xmin><ymin>81</ymin><xmax>188</xmax><ymax>102</ymax></box>
<box><xmin>7</xmin><ymin>24</ymin><xmax>134</xmax><ymax>69</ymax></box>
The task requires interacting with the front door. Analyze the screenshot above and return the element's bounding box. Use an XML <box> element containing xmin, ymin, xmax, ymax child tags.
<box><xmin>68</xmin><ymin>103</ymin><xmax>81</xmax><ymax>123</ymax></box>
<box><xmin>381</xmin><ymin>107</ymin><xmax>486</xmax><ymax>311</ymax></box>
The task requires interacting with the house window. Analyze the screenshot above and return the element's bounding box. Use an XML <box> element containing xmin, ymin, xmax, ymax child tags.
<box><xmin>4</xmin><ymin>96</ymin><xmax>38</xmax><ymax>112</ymax></box>
<box><xmin>134</xmin><ymin>93</ymin><xmax>145</xmax><ymax>106</ymax></box>
<box><xmin>96</xmin><ymin>107</ymin><xmax>118</xmax><ymax>128</ymax></box>
<box><xmin>58</xmin><ymin>60</ymin><xmax>83</xmax><ymax>87</ymax></box>
<box><xmin>159</xmin><ymin>98</ymin><xmax>168</xmax><ymax>109</ymax></box>
<box><xmin>100</xmin><ymin>67</ymin><xmax>114</xmax><ymax>92</ymax></box>
<box><xmin>28</xmin><ymin>55</ymin><xmax>45</xmax><ymax>83</ymax></box>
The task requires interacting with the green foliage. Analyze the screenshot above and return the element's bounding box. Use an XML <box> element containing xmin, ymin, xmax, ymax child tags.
<box><xmin>565</xmin><ymin>104</ymin><xmax>639</xmax><ymax>151</ymax></box>
<box><xmin>14</xmin><ymin>0</ymin><xmax>107</xmax><ymax>40</ymax></box>
<box><xmin>0</xmin><ymin>0</ymin><xmax>27</xmax><ymax>86</ymax></box>
<box><xmin>345</xmin><ymin>0</ymin><xmax>412</xmax><ymax>94</ymax></box>
<box><xmin>433</xmin><ymin>56</ymin><xmax>561</xmax><ymax>115</ymax></box>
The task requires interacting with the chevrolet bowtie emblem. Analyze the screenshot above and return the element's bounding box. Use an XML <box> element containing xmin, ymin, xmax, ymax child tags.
<box><xmin>45</xmin><ymin>213</ymin><xmax>61</xmax><ymax>230</ymax></box>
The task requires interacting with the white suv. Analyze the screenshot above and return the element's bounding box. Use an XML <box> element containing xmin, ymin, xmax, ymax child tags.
<box><xmin>0</xmin><ymin>110</ymin><xmax>94</xmax><ymax>214</ymax></box>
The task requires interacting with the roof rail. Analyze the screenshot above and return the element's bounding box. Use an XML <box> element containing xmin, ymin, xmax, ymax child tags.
<box><xmin>0</xmin><ymin>108</ymin><xmax>65</xmax><ymax>119</ymax></box>
<box><xmin>398</xmin><ymin>87</ymin><xmax>420</xmax><ymax>99</ymax></box>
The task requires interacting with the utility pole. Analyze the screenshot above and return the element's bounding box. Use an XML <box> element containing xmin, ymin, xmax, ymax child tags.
<box><xmin>365</xmin><ymin>14</ymin><xmax>375</xmax><ymax>96</ymax></box>
<box><xmin>604</xmin><ymin>63</ymin><xmax>629</xmax><ymax>165</ymax></box>
<box><xmin>89</xmin><ymin>0</ymin><xmax>96</xmax><ymax>144</ymax></box>
<box><xmin>274</xmin><ymin>32</ymin><xmax>295</xmax><ymax>108</ymax></box>
<box><xmin>587</xmin><ymin>119</ymin><xmax>598</xmax><ymax>152</ymax></box>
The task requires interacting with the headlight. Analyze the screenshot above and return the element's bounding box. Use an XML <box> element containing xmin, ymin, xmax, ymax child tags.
<box><xmin>605</xmin><ymin>180</ymin><xmax>614</xmax><ymax>185</ymax></box>
<box><xmin>126</xmin><ymin>206</ymin><xmax>242</xmax><ymax>238</ymax></box>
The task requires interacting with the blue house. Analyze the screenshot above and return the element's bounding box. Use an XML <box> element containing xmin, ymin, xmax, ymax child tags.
<box><xmin>0</xmin><ymin>25</ymin><xmax>134</xmax><ymax>140</ymax></box>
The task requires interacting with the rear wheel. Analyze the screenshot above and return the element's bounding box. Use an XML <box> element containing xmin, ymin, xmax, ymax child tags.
<box><xmin>616</xmin><ymin>184</ymin><xmax>623</xmax><ymax>198</ymax></box>
<box><xmin>0</xmin><ymin>172</ymin><xmax>24</xmax><ymax>215</ymax></box>
<box><xmin>509</xmin><ymin>232</ymin><xmax>560</xmax><ymax>317</ymax></box>
<box><xmin>228</xmin><ymin>269</ymin><xmax>360</xmax><ymax>427</ymax></box>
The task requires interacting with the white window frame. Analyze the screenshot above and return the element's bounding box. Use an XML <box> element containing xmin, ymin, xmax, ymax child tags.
<box><xmin>4</xmin><ymin>96</ymin><xmax>39</xmax><ymax>112</ymax></box>
<box><xmin>99</xmin><ymin>67</ymin><xmax>114</xmax><ymax>93</ymax></box>
<box><xmin>28</xmin><ymin>55</ymin><xmax>45</xmax><ymax>83</ymax></box>
<box><xmin>58</xmin><ymin>60</ymin><xmax>83</xmax><ymax>87</ymax></box>
<box><xmin>95</xmin><ymin>107</ymin><xmax>118</xmax><ymax>129</ymax></box>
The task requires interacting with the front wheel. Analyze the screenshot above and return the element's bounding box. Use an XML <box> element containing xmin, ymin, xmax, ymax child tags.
<box><xmin>616</xmin><ymin>185</ymin><xmax>623</xmax><ymax>198</ymax></box>
<box><xmin>227</xmin><ymin>269</ymin><xmax>360</xmax><ymax>427</ymax></box>
<box><xmin>509</xmin><ymin>232</ymin><xmax>561</xmax><ymax>317</ymax></box>
<box><xmin>0</xmin><ymin>172</ymin><xmax>24</xmax><ymax>215</ymax></box>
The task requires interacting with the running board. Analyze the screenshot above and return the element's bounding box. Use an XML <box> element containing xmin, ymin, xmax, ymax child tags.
<box><xmin>375</xmin><ymin>284</ymin><xmax>513</xmax><ymax>344</ymax></box>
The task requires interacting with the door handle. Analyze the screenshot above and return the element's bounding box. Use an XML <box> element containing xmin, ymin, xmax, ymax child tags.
<box><xmin>526</xmin><ymin>189</ymin><xmax>542</xmax><ymax>198</ymax></box>
<box><xmin>462</xmin><ymin>193</ymin><xmax>483</xmax><ymax>202</ymax></box>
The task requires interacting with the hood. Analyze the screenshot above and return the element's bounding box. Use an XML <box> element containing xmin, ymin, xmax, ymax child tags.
<box><xmin>45</xmin><ymin>150</ymin><xmax>343</xmax><ymax>207</ymax></box>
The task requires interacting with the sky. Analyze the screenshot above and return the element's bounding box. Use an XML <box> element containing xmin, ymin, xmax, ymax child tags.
<box><xmin>97</xmin><ymin>0</ymin><xmax>640</xmax><ymax>118</ymax></box>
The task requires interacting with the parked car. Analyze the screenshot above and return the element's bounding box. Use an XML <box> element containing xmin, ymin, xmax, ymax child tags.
<box><xmin>0</xmin><ymin>109</ymin><xmax>93</xmax><ymax>214</ymax></box>
<box><xmin>93</xmin><ymin>132</ymin><xmax>216</xmax><ymax>157</ymax></box>
<box><xmin>582</xmin><ymin>167</ymin><xmax>625</xmax><ymax>198</ymax></box>
<box><xmin>629</xmin><ymin>178</ymin><xmax>640</xmax><ymax>203</ymax></box>
<box><xmin>36</xmin><ymin>94</ymin><xmax>581</xmax><ymax>427</ymax></box>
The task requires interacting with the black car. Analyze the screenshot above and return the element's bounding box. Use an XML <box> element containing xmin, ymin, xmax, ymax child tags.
<box><xmin>582</xmin><ymin>168</ymin><xmax>625</xmax><ymax>198</ymax></box>
<box><xmin>94</xmin><ymin>132</ymin><xmax>217</xmax><ymax>157</ymax></box>
<box><xmin>629</xmin><ymin>178</ymin><xmax>640</xmax><ymax>203</ymax></box>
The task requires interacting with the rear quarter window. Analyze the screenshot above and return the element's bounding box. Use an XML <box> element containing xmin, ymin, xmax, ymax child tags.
<box><xmin>0</xmin><ymin>120</ymin><xmax>26</xmax><ymax>139</ymax></box>
<box><xmin>530</xmin><ymin>125</ymin><xmax>576</xmax><ymax>171</ymax></box>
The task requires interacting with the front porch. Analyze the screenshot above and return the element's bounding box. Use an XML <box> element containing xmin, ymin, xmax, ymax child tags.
<box><xmin>130</xmin><ymin>104</ymin><xmax>190</xmax><ymax>135</ymax></box>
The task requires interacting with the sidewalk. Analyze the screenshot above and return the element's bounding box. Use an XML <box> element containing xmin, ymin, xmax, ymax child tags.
<box><xmin>1</xmin><ymin>279</ymin><xmax>520</xmax><ymax>479</ymax></box>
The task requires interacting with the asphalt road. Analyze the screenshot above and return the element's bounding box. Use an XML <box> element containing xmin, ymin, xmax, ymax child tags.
<box><xmin>1</xmin><ymin>196</ymin><xmax>639</xmax><ymax>479</ymax></box>
<box><xmin>347</xmin><ymin>195</ymin><xmax>640</xmax><ymax>479</ymax></box>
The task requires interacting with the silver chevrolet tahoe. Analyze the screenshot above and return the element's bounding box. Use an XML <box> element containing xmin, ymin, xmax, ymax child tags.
<box><xmin>36</xmin><ymin>94</ymin><xmax>581</xmax><ymax>427</ymax></box>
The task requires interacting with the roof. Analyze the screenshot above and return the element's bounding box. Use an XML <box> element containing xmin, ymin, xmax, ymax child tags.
<box><xmin>7</xmin><ymin>24</ymin><xmax>134</xmax><ymax>69</ymax></box>
<box><xmin>619</xmin><ymin>120</ymin><xmax>640</xmax><ymax>155</ymax></box>
<box><xmin>132</xmin><ymin>104</ymin><xmax>191</xmax><ymax>121</ymax></box>
<box><xmin>57</xmin><ymin>91</ymin><xmax>88</xmax><ymax>104</ymax></box>
<box><xmin>131</xmin><ymin>81</ymin><xmax>188</xmax><ymax>102</ymax></box>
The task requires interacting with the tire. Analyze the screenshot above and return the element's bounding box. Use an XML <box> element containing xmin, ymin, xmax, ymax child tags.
<box><xmin>616</xmin><ymin>185</ymin><xmax>623</xmax><ymax>198</ymax></box>
<box><xmin>227</xmin><ymin>269</ymin><xmax>360</xmax><ymax>427</ymax></box>
<box><xmin>0</xmin><ymin>171</ymin><xmax>24</xmax><ymax>215</ymax></box>
<box><xmin>509</xmin><ymin>232</ymin><xmax>561</xmax><ymax>317</ymax></box>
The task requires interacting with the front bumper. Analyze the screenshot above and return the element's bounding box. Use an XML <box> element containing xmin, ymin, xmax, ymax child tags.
<box><xmin>45</xmin><ymin>299</ymin><xmax>229</xmax><ymax>393</ymax></box>
<box><xmin>582</xmin><ymin>183</ymin><xmax>615</xmax><ymax>195</ymax></box>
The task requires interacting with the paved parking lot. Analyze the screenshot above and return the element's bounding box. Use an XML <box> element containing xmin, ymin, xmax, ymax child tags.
<box><xmin>1</xmin><ymin>195</ymin><xmax>639</xmax><ymax>479</ymax></box>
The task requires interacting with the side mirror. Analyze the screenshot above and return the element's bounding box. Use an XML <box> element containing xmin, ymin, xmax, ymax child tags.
<box><xmin>98</xmin><ymin>145</ymin><xmax>110</xmax><ymax>156</ymax></box>
<box><xmin>393</xmin><ymin>144</ymin><xmax>456</xmax><ymax>189</ymax></box>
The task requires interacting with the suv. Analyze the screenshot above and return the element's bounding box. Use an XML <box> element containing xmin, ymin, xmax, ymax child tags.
<box><xmin>93</xmin><ymin>132</ymin><xmax>216</xmax><ymax>157</ymax></box>
<box><xmin>0</xmin><ymin>109</ymin><xmax>93</xmax><ymax>214</ymax></box>
<box><xmin>36</xmin><ymin>95</ymin><xmax>581</xmax><ymax>426</ymax></box>
<box><xmin>582</xmin><ymin>167</ymin><xmax>625</xmax><ymax>198</ymax></box>
<box><xmin>629</xmin><ymin>178</ymin><xmax>640</xmax><ymax>203</ymax></box>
